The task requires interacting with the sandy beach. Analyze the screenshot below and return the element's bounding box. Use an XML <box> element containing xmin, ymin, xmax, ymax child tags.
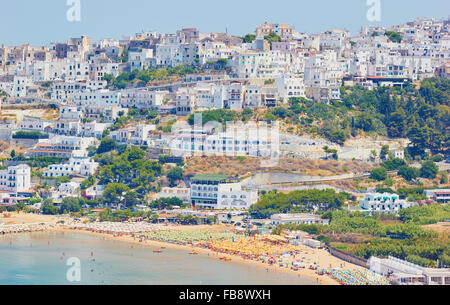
<box><xmin>1</xmin><ymin>212</ymin><xmax>372</xmax><ymax>285</ymax></box>
<box><xmin>0</xmin><ymin>212</ymin><xmax>64</xmax><ymax>225</ymax></box>
<box><xmin>55</xmin><ymin>226</ymin><xmax>358</xmax><ymax>285</ymax></box>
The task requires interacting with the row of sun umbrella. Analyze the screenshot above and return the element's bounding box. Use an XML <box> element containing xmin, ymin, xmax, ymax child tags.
<box><xmin>142</xmin><ymin>229</ymin><xmax>245</xmax><ymax>244</ymax></box>
<box><xmin>0</xmin><ymin>223</ymin><xmax>54</xmax><ymax>234</ymax></box>
<box><xmin>70</xmin><ymin>222</ymin><xmax>165</xmax><ymax>234</ymax></box>
<box><xmin>331</xmin><ymin>269</ymin><xmax>391</xmax><ymax>285</ymax></box>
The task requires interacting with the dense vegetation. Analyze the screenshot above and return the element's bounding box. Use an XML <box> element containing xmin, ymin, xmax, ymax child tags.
<box><xmin>187</xmin><ymin>108</ymin><xmax>254</xmax><ymax>126</ymax></box>
<box><xmin>249</xmin><ymin>189</ymin><xmax>349</xmax><ymax>218</ymax></box>
<box><xmin>240</xmin><ymin>34</ymin><xmax>256</xmax><ymax>43</ymax></box>
<box><xmin>399</xmin><ymin>205</ymin><xmax>450</xmax><ymax>225</ymax></box>
<box><xmin>265</xmin><ymin>78</ymin><xmax>449</xmax><ymax>154</ymax></box>
<box><xmin>341</xmin><ymin>78</ymin><xmax>449</xmax><ymax>156</ymax></box>
<box><xmin>103</xmin><ymin>64</ymin><xmax>201</xmax><ymax>89</ymax></box>
<box><xmin>273</xmin><ymin>208</ymin><xmax>449</xmax><ymax>267</ymax></box>
<box><xmin>384</xmin><ymin>31</ymin><xmax>403</xmax><ymax>43</ymax></box>
<box><xmin>94</xmin><ymin>146</ymin><xmax>162</xmax><ymax>195</ymax></box>
<box><xmin>25</xmin><ymin>157</ymin><xmax>69</xmax><ymax>169</ymax></box>
<box><xmin>12</xmin><ymin>131</ymin><xmax>48</xmax><ymax>139</ymax></box>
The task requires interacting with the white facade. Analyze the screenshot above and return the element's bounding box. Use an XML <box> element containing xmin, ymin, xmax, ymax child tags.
<box><xmin>0</xmin><ymin>164</ymin><xmax>31</xmax><ymax>192</ymax></box>
<box><xmin>43</xmin><ymin>157</ymin><xmax>98</xmax><ymax>178</ymax></box>
<box><xmin>274</xmin><ymin>75</ymin><xmax>306</xmax><ymax>102</ymax></box>
<box><xmin>57</xmin><ymin>182</ymin><xmax>81</xmax><ymax>197</ymax></box>
<box><xmin>120</xmin><ymin>89</ymin><xmax>167</xmax><ymax>109</ymax></box>
<box><xmin>74</xmin><ymin>89</ymin><xmax>121</xmax><ymax>108</ymax></box>
<box><xmin>110</xmin><ymin>124</ymin><xmax>155</xmax><ymax>145</ymax></box>
<box><xmin>190</xmin><ymin>175</ymin><xmax>258</xmax><ymax>209</ymax></box>
<box><xmin>423</xmin><ymin>189</ymin><xmax>450</xmax><ymax>203</ymax></box>
<box><xmin>360</xmin><ymin>193</ymin><xmax>410</xmax><ymax>212</ymax></box>
<box><xmin>270</xmin><ymin>214</ymin><xmax>330</xmax><ymax>225</ymax></box>
<box><xmin>157</xmin><ymin>187</ymin><xmax>191</xmax><ymax>203</ymax></box>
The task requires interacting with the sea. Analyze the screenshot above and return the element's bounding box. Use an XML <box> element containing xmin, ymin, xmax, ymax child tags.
<box><xmin>0</xmin><ymin>231</ymin><xmax>316</xmax><ymax>285</ymax></box>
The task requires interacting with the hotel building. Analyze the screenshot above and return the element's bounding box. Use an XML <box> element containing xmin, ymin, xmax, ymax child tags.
<box><xmin>190</xmin><ymin>174</ymin><xmax>258</xmax><ymax>210</ymax></box>
<box><xmin>0</xmin><ymin>164</ymin><xmax>31</xmax><ymax>193</ymax></box>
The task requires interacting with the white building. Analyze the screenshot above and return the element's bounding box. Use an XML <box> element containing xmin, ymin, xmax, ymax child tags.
<box><xmin>423</xmin><ymin>189</ymin><xmax>450</xmax><ymax>203</ymax></box>
<box><xmin>369</xmin><ymin>256</ymin><xmax>450</xmax><ymax>285</ymax></box>
<box><xmin>57</xmin><ymin>181</ymin><xmax>81</xmax><ymax>197</ymax></box>
<box><xmin>360</xmin><ymin>193</ymin><xmax>410</xmax><ymax>212</ymax></box>
<box><xmin>0</xmin><ymin>164</ymin><xmax>31</xmax><ymax>192</ymax></box>
<box><xmin>74</xmin><ymin>89</ymin><xmax>121</xmax><ymax>108</ymax></box>
<box><xmin>232</xmin><ymin>50</ymin><xmax>288</xmax><ymax>79</ymax></box>
<box><xmin>120</xmin><ymin>88</ymin><xmax>167</xmax><ymax>109</ymax></box>
<box><xmin>128</xmin><ymin>49</ymin><xmax>154</xmax><ymax>71</ymax></box>
<box><xmin>18</xmin><ymin>118</ymin><xmax>52</xmax><ymax>132</ymax></box>
<box><xmin>169</xmin><ymin>123</ymin><xmax>279</xmax><ymax>159</ymax></box>
<box><xmin>175</xmin><ymin>88</ymin><xmax>196</xmax><ymax>116</ymax></box>
<box><xmin>157</xmin><ymin>187</ymin><xmax>190</xmax><ymax>203</ymax></box>
<box><xmin>43</xmin><ymin>157</ymin><xmax>99</xmax><ymax>178</ymax></box>
<box><xmin>270</xmin><ymin>214</ymin><xmax>330</xmax><ymax>225</ymax></box>
<box><xmin>274</xmin><ymin>75</ymin><xmax>306</xmax><ymax>102</ymax></box>
<box><xmin>110</xmin><ymin>124</ymin><xmax>155</xmax><ymax>145</ymax></box>
<box><xmin>190</xmin><ymin>174</ymin><xmax>258</xmax><ymax>209</ymax></box>
<box><xmin>26</xmin><ymin>136</ymin><xmax>96</xmax><ymax>158</ymax></box>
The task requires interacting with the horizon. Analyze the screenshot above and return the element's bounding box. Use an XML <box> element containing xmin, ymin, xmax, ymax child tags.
<box><xmin>0</xmin><ymin>0</ymin><xmax>448</xmax><ymax>46</ymax></box>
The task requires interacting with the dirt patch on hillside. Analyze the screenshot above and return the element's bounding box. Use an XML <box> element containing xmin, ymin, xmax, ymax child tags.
<box><xmin>184</xmin><ymin>156</ymin><xmax>374</xmax><ymax>178</ymax></box>
<box><xmin>422</xmin><ymin>222</ymin><xmax>450</xmax><ymax>235</ymax></box>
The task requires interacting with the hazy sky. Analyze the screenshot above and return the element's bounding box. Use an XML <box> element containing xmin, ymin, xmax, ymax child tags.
<box><xmin>1</xmin><ymin>0</ymin><xmax>448</xmax><ymax>46</ymax></box>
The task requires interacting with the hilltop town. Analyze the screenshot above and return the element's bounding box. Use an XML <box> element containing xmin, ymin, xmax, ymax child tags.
<box><xmin>0</xmin><ymin>18</ymin><xmax>449</xmax><ymax>285</ymax></box>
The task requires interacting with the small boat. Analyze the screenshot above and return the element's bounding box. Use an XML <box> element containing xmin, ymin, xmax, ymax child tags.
<box><xmin>161</xmin><ymin>247</ymin><xmax>166</xmax><ymax>249</ymax></box>
<box><xmin>189</xmin><ymin>251</ymin><xmax>198</xmax><ymax>255</ymax></box>
<box><xmin>153</xmin><ymin>250</ymin><xmax>163</xmax><ymax>253</ymax></box>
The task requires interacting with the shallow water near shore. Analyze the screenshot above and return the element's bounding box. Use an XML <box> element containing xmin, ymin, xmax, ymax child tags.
<box><xmin>0</xmin><ymin>231</ymin><xmax>316</xmax><ymax>285</ymax></box>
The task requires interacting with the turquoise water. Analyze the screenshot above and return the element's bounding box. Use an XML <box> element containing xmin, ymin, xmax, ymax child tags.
<box><xmin>0</xmin><ymin>232</ymin><xmax>316</xmax><ymax>285</ymax></box>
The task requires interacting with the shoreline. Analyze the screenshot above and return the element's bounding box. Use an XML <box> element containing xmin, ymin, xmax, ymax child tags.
<box><xmin>54</xmin><ymin>227</ymin><xmax>339</xmax><ymax>285</ymax></box>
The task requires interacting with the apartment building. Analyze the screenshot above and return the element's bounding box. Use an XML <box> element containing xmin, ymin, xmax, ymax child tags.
<box><xmin>190</xmin><ymin>174</ymin><xmax>258</xmax><ymax>209</ymax></box>
<box><xmin>360</xmin><ymin>193</ymin><xmax>411</xmax><ymax>212</ymax></box>
<box><xmin>120</xmin><ymin>88</ymin><xmax>167</xmax><ymax>109</ymax></box>
<box><xmin>256</xmin><ymin>23</ymin><xmax>296</xmax><ymax>38</ymax></box>
<box><xmin>423</xmin><ymin>189</ymin><xmax>450</xmax><ymax>203</ymax></box>
<box><xmin>73</xmin><ymin>89</ymin><xmax>121</xmax><ymax>107</ymax></box>
<box><xmin>274</xmin><ymin>74</ymin><xmax>306</xmax><ymax>102</ymax></box>
<box><xmin>25</xmin><ymin>136</ymin><xmax>96</xmax><ymax>158</ymax></box>
<box><xmin>109</xmin><ymin>124</ymin><xmax>156</xmax><ymax>145</ymax></box>
<box><xmin>0</xmin><ymin>164</ymin><xmax>31</xmax><ymax>193</ymax></box>
<box><xmin>175</xmin><ymin>88</ymin><xmax>196</xmax><ymax>116</ymax></box>
<box><xmin>43</xmin><ymin>157</ymin><xmax>99</xmax><ymax>178</ymax></box>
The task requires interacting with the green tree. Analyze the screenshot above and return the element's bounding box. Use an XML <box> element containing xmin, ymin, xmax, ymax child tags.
<box><xmin>242</xmin><ymin>34</ymin><xmax>256</xmax><ymax>43</ymax></box>
<box><xmin>97</xmin><ymin>138</ymin><xmax>117</xmax><ymax>154</ymax></box>
<box><xmin>103</xmin><ymin>183</ymin><xmax>130</xmax><ymax>205</ymax></box>
<box><xmin>420</xmin><ymin>161</ymin><xmax>439</xmax><ymax>179</ymax></box>
<box><xmin>380</xmin><ymin>145</ymin><xmax>389</xmax><ymax>161</ymax></box>
<box><xmin>370</xmin><ymin>168</ymin><xmax>387</xmax><ymax>181</ymax></box>
<box><xmin>15</xmin><ymin>202</ymin><xmax>26</xmax><ymax>211</ymax></box>
<box><xmin>397</xmin><ymin>165</ymin><xmax>420</xmax><ymax>182</ymax></box>
<box><xmin>41</xmin><ymin>199</ymin><xmax>59</xmax><ymax>215</ymax></box>
<box><xmin>60</xmin><ymin>197</ymin><xmax>82</xmax><ymax>214</ymax></box>
<box><xmin>384</xmin><ymin>31</ymin><xmax>402</xmax><ymax>43</ymax></box>
<box><xmin>123</xmin><ymin>191</ymin><xmax>140</xmax><ymax>207</ymax></box>
<box><xmin>167</xmin><ymin>167</ymin><xmax>184</xmax><ymax>186</ymax></box>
